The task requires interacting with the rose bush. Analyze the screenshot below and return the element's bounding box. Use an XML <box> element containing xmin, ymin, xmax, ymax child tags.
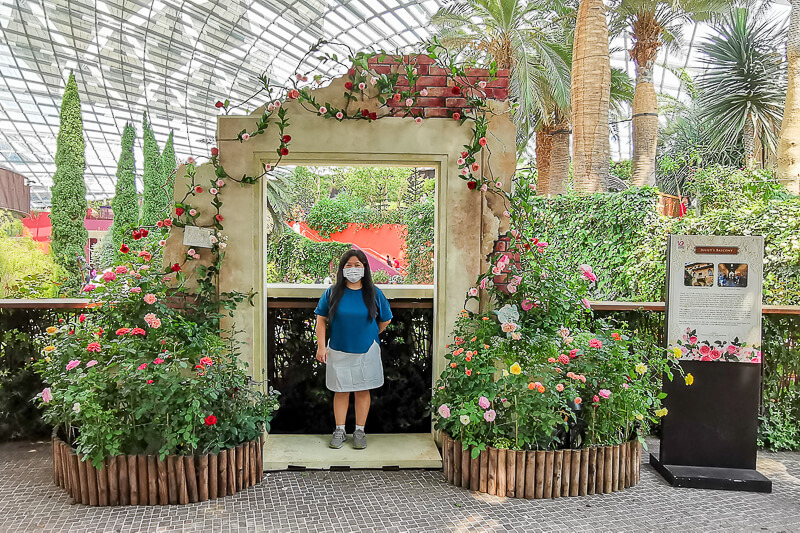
<box><xmin>32</xmin><ymin>231</ymin><xmax>279</xmax><ymax>467</ymax></box>
<box><xmin>432</xmin><ymin>197</ymin><xmax>682</xmax><ymax>456</ymax></box>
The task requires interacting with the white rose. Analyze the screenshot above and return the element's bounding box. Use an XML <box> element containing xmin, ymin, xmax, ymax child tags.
<box><xmin>72</xmin><ymin>402</ymin><xmax>81</xmax><ymax>413</ymax></box>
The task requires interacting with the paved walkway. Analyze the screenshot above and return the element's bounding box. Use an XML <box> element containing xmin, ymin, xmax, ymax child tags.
<box><xmin>2</xmin><ymin>439</ymin><xmax>800</xmax><ymax>532</ymax></box>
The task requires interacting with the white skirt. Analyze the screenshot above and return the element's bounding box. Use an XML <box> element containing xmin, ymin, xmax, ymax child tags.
<box><xmin>326</xmin><ymin>341</ymin><xmax>384</xmax><ymax>392</ymax></box>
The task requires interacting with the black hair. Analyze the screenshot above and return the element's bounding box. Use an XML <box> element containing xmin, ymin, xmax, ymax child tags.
<box><xmin>328</xmin><ymin>249</ymin><xmax>377</xmax><ymax>324</ymax></box>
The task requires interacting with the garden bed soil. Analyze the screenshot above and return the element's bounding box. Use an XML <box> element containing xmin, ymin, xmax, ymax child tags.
<box><xmin>441</xmin><ymin>434</ymin><xmax>641</xmax><ymax>498</ymax></box>
<box><xmin>51</xmin><ymin>435</ymin><xmax>264</xmax><ymax>505</ymax></box>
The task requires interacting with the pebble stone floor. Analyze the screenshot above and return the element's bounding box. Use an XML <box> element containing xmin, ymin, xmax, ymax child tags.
<box><xmin>2</xmin><ymin>439</ymin><xmax>800</xmax><ymax>533</ymax></box>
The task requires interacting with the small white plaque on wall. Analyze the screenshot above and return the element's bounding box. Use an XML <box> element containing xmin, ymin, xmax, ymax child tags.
<box><xmin>182</xmin><ymin>225</ymin><xmax>214</xmax><ymax>248</ymax></box>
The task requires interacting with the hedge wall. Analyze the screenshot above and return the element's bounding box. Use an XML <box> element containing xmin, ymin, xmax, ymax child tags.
<box><xmin>266</xmin><ymin>233</ymin><xmax>351</xmax><ymax>283</ymax></box>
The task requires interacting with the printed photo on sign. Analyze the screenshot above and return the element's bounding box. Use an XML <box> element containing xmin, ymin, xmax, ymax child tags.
<box><xmin>718</xmin><ymin>263</ymin><xmax>748</xmax><ymax>288</ymax></box>
<box><xmin>683</xmin><ymin>262</ymin><xmax>714</xmax><ymax>287</ymax></box>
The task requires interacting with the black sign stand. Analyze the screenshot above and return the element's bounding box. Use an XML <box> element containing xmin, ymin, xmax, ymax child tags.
<box><xmin>650</xmin><ymin>236</ymin><xmax>771</xmax><ymax>493</ymax></box>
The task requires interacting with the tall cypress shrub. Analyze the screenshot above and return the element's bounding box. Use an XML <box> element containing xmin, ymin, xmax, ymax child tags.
<box><xmin>49</xmin><ymin>72</ymin><xmax>88</xmax><ymax>283</ymax></box>
<box><xmin>161</xmin><ymin>131</ymin><xmax>176</xmax><ymax>204</ymax></box>
<box><xmin>141</xmin><ymin>113</ymin><xmax>163</xmax><ymax>225</ymax></box>
<box><xmin>111</xmin><ymin>123</ymin><xmax>138</xmax><ymax>261</ymax></box>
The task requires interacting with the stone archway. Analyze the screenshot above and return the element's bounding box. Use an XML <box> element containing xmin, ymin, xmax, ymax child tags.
<box><xmin>167</xmin><ymin>62</ymin><xmax>515</xmax><ymax>465</ymax></box>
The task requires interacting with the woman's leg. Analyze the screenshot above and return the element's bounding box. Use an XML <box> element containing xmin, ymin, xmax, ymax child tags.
<box><xmin>333</xmin><ymin>392</ymin><xmax>350</xmax><ymax>426</ymax></box>
<box><xmin>354</xmin><ymin>390</ymin><xmax>371</xmax><ymax>426</ymax></box>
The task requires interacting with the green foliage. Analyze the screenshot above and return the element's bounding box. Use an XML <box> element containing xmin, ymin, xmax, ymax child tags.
<box><xmin>49</xmin><ymin>72</ymin><xmax>88</xmax><ymax>286</ymax></box>
<box><xmin>684</xmin><ymin>165</ymin><xmax>789</xmax><ymax>212</ymax></box>
<box><xmin>111</xmin><ymin>123</ymin><xmax>139</xmax><ymax>262</ymax></box>
<box><xmin>696</xmin><ymin>7</ymin><xmax>788</xmax><ymax>160</ymax></box>
<box><xmin>95</xmin><ymin>231</ymin><xmax>117</xmax><ymax>270</ymax></box>
<box><xmin>267</xmin><ymin>232</ymin><xmax>351</xmax><ymax>283</ymax></box>
<box><xmin>32</xmin><ymin>239</ymin><xmax>279</xmax><ymax>465</ymax></box>
<box><xmin>401</xmin><ymin>196</ymin><xmax>434</xmax><ymax>284</ymax></box>
<box><xmin>609</xmin><ymin>159</ymin><xmax>632</xmax><ymax>185</ymax></box>
<box><xmin>141</xmin><ymin>113</ymin><xmax>164</xmax><ymax>225</ymax></box>
<box><xmin>0</xmin><ymin>229</ymin><xmax>65</xmax><ymax>298</ymax></box>
<box><xmin>372</xmin><ymin>270</ymin><xmax>389</xmax><ymax>284</ymax></box>
<box><xmin>306</xmin><ymin>193</ymin><xmax>402</xmax><ymax>238</ymax></box>
<box><xmin>161</xmin><ymin>131</ymin><xmax>176</xmax><ymax>202</ymax></box>
<box><xmin>759</xmin><ymin>315</ymin><xmax>800</xmax><ymax>450</ymax></box>
<box><xmin>403</xmin><ymin>169</ymin><xmax>427</xmax><ymax>207</ymax></box>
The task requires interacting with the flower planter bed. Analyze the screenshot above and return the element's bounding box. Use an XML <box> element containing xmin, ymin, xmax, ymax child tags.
<box><xmin>441</xmin><ymin>434</ymin><xmax>641</xmax><ymax>498</ymax></box>
<box><xmin>51</xmin><ymin>435</ymin><xmax>264</xmax><ymax>506</ymax></box>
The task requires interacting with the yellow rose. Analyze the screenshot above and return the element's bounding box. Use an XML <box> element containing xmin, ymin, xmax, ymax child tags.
<box><xmin>509</xmin><ymin>362</ymin><xmax>521</xmax><ymax>375</ymax></box>
<box><xmin>45</xmin><ymin>356</ymin><xmax>51</xmax><ymax>362</ymax></box>
<box><xmin>655</xmin><ymin>408</ymin><xmax>668</xmax><ymax>417</ymax></box>
<box><xmin>502</xmin><ymin>369</ymin><xmax>509</xmax><ymax>377</ymax></box>
<box><xmin>635</xmin><ymin>362</ymin><xmax>647</xmax><ymax>375</ymax></box>
<box><xmin>672</xmin><ymin>347</ymin><xmax>682</xmax><ymax>359</ymax></box>
<box><xmin>635</xmin><ymin>413</ymin><xmax>644</xmax><ymax>421</ymax></box>
<box><xmin>44</xmin><ymin>345</ymin><xmax>55</xmax><ymax>352</ymax></box>
<box><xmin>684</xmin><ymin>373</ymin><xmax>694</xmax><ymax>386</ymax></box>
<box><xmin>46</xmin><ymin>327</ymin><xmax>58</xmax><ymax>335</ymax></box>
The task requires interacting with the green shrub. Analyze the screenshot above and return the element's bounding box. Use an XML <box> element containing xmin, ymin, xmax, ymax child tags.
<box><xmin>401</xmin><ymin>196</ymin><xmax>434</xmax><ymax>284</ymax></box>
<box><xmin>111</xmin><ymin>123</ymin><xmax>139</xmax><ymax>262</ymax></box>
<box><xmin>267</xmin><ymin>232</ymin><xmax>351</xmax><ymax>283</ymax></box>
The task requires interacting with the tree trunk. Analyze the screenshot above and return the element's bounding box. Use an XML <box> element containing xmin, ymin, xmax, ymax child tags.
<box><xmin>778</xmin><ymin>0</ymin><xmax>800</xmax><ymax>194</ymax></box>
<box><xmin>535</xmin><ymin>130</ymin><xmax>553</xmax><ymax>195</ymax></box>
<box><xmin>572</xmin><ymin>0</ymin><xmax>611</xmax><ymax>193</ymax></box>
<box><xmin>630</xmin><ymin>12</ymin><xmax>662</xmax><ymax>187</ymax></box>
<box><xmin>743</xmin><ymin>113</ymin><xmax>756</xmax><ymax>169</ymax></box>
<box><xmin>549</xmin><ymin>119</ymin><xmax>571</xmax><ymax>195</ymax></box>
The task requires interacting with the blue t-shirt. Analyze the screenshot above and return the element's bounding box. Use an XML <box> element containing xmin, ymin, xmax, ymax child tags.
<box><xmin>315</xmin><ymin>287</ymin><xmax>393</xmax><ymax>353</ymax></box>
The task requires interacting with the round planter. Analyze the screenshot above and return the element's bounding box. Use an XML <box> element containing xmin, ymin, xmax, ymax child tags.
<box><xmin>51</xmin><ymin>435</ymin><xmax>264</xmax><ymax>506</ymax></box>
<box><xmin>441</xmin><ymin>434</ymin><xmax>641</xmax><ymax>498</ymax></box>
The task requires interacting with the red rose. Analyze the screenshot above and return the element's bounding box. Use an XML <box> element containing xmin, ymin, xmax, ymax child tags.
<box><xmin>369</xmin><ymin>112</ymin><xmax>377</xmax><ymax>121</ymax></box>
<box><xmin>347</xmin><ymin>68</ymin><xmax>355</xmax><ymax>76</ymax></box>
<box><xmin>344</xmin><ymin>81</ymin><xmax>354</xmax><ymax>90</ymax></box>
<box><xmin>280</xmin><ymin>147</ymin><xmax>289</xmax><ymax>156</ymax></box>
<box><xmin>171</xmin><ymin>263</ymin><xmax>181</xmax><ymax>272</ymax></box>
<box><xmin>452</xmin><ymin>86</ymin><xmax>461</xmax><ymax>95</ymax></box>
<box><xmin>205</xmin><ymin>415</ymin><xmax>217</xmax><ymax>426</ymax></box>
<box><xmin>120</xmin><ymin>244</ymin><xmax>129</xmax><ymax>254</ymax></box>
<box><xmin>361</xmin><ymin>109</ymin><xmax>370</xmax><ymax>117</ymax></box>
<box><xmin>68</xmin><ymin>330</ymin><xmax>75</xmax><ymax>335</ymax></box>
<box><xmin>461</xmin><ymin>151</ymin><xmax>468</xmax><ymax>158</ymax></box>
<box><xmin>147</xmin><ymin>379</ymin><xmax>154</xmax><ymax>384</ymax></box>
<box><xmin>211</xmin><ymin>147</ymin><xmax>219</xmax><ymax>156</ymax></box>
<box><xmin>164</xmin><ymin>219</ymin><xmax>172</xmax><ymax>227</ymax></box>
<box><xmin>467</xmin><ymin>180</ymin><xmax>477</xmax><ymax>190</ymax></box>
<box><xmin>132</xmin><ymin>230</ymin><xmax>141</xmax><ymax>240</ymax></box>
<box><xmin>479</xmin><ymin>137</ymin><xmax>487</xmax><ymax>146</ymax></box>
<box><xmin>175</xmin><ymin>207</ymin><xmax>184</xmax><ymax>216</ymax></box>
<box><xmin>287</xmin><ymin>89</ymin><xmax>299</xmax><ymax>99</ymax></box>
<box><xmin>157</xmin><ymin>220</ymin><xmax>164</xmax><ymax>228</ymax></box>
<box><xmin>140</xmin><ymin>229</ymin><xmax>149</xmax><ymax>237</ymax></box>
<box><xmin>393</xmin><ymin>93</ymin><xmax>401</xmax><ymax>101</ymax></box>
<box><xmin>195</xmin><ymin>186</ymin><xmax>203</xmax><ymax>193</ymax></box>
<box><xmin>215</xmin><ymin>101</ymin><xmax>224</xmax><ymax>108</ymax></box>
<box><xmin>215</xmin><ymin>214</ymin><xmax>224</xmax><ymax>222</ymax></box>
<box><xmin>282</xmin><ymin>135</ymin><xmax>291</xmax><ymax>143</ymax></box>
<box><xmin>79</xmin><ymin>314</ymin><xmax>86</xmax><ymax>323</ymax></box>
<box><xmin>453</xmin><ymin>112</ymin><xmax>461</xmax><ymax>120</ymax></box>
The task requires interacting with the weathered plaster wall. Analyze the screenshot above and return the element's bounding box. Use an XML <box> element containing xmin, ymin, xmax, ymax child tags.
<box><xmin>168</xmin><ymin>74</ymin><xmax>516</xmax><ymax>394</ymax></box>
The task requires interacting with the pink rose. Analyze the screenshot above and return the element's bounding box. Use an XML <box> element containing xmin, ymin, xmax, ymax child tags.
<box><xmin>318</xmin><ymin>106</ymin><xmax>327</xmax><ymax>114</ymax></box>
<box><xmin>405</xmin><ymin>98</ymin><xmax>414</xmax><ymax>106</ymax></box>
<box><xmin>689</xmin><ymin>336</ymin><xmax>698</xmax><ymax>344</ymax></box>
<box><xmin>457</xmin><ymin>158</ymin><xmax>465</xmax><ymax>166</ymax></box>
<box><xmin>593</xmin><ymin>395</ymin><xmax>600</xmax><ymax>403</ymax></box>
<box><xmin>579</xmin><ymin>264</ymin><xmax>597</xmax><ymax>282</ymax></box>
<box><xmin>420</xmin><ymin>89</ymin><xmax>428</xmax><ymax>96</ymax></box>
<box><xmin>130</xmin><ymin>287</ymin><xmax>142</xmax><ymax>294</ymax></box>
<box><xmin>115</xmin><ymin>266</ymin><xmax>128</xmax><ymax>274</ymax></box>
<box><xmin>727</xmin><ymin>345</ymin><xmax>738</xmax><ymax>355</ymax></box>
<box><xmin>144</xmin><ymin>293</ymin><xmax>157</xmax><ymax>305</ymax></box>
<box><xmin>41</xmin><ymin>388</ymin><xmax>52</xmax><ymax>403</ymax></box>
<box><xmin>521</xmin><ymin>299</ymin><xmax>534</xmax><ymax>312</ymax></box>
<box><xmin>483</xmin><ymin>409</ymin><xmax>496</xmax><ymax>422</ymax></box>
<box><xmin>415</xmin><ymin>117</ymin><xmax>423</xmax><ymax>124</ymax></box>
<box><xmin>478</xmin><ymin>80</ymin><xmax>487</xmax><ymax>89</ymax></box>
<box><xmin>468</xmin><ymin>287</ymin><xmax>479</xmax><ymax>297</ymax></box>
<box><xmin>700</xmin><ymin>355</ymin><xmax>712</xmax><ymax>361</ymax></box>
<box><xmin>699</xmin><ymin>345</ymin><xmax>711</xmax><ymax>356</ymax></box>
<box><xmin>216</xmin><ymin>179</ymin><xmax>224</xmax><ymax>187</ymax></box>
<box><xmin>242</xmin><ymin>133</ymin><xmax>250</xmax><ymax>141</ymax></box>
<box><xmin>437</xmin><ymin>404</ymin><xmax>451</xmax><ymax>418</ymax></box>
<box><xmin>138</xmin><ymin>363</ymin><xmax>147</xmax><ymax>370</ymax></box>
<box><xmin>102</xmin><ymin>271</ymin><xmax>117</xmax><ymax>282</ymax></box>
<box><xmin>358</xmin><ymin>82</ymin><xmax>366</xmax><ymax>90</ymax></box>
<box><xmin>82</xmin><ymin>284</ymin><xmax>96</xmax><ymax>292</ymax></box>
<box><xmin>556</xmin><ymin>384</ymin><xmax>564</xmax><ymax>392</ymax></box>
<box><xmin>709</xmin><ymin>349</ymin><xmax>721</xmax><ymax>360</ymax></box>
<box><xmin>336</xmin><ymin>111</ymin><xmax>344</xmax><ymax>119</ymax></box>
<box><xmin>581</xmin><ymin>298</ymin><xmax>592</xmax><ymax>309</ymax></box>
<box><xmin>589</xmin><ymin>338</ymin><xmax>603</xmax><ymax>349</ymax></box>
<box><xmin>86</xmin><ymin>360</ymin><xmax>97</xmax><ymax>368</ymax></box>
<box><xmin>599</xmin><ymin>389</ymin><xmax>611</xmax><ymax>399</ymax></box>
<box><xmin>507</xmin><ymin>283</ymin><xmax>517</xmax><ymax>294</ymax></box>
<box><xmin>66</xmin><ymin>360</ymin><xmax>81</xmax><ymax>371</ymax></box>
<box><xmin>558</xmin><ymin>354</ymin><xmax>570</xmax><ymax>365</ymax></box>
<box><xmin>480</xmin><ymin>278</ymin><xmax>488</xmax><ymax>290</ymax></box>
<box><xmin>478</xmin><ymin>396</ymin><xmax>490</xmax><ymax>409</ymax></box>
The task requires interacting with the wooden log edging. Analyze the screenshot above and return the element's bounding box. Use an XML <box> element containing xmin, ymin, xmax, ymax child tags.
<box><xmin>52</xmin><ymin>435</ymin><xmax>264</xmax><ymax>506</ymax></box>
<box><xmin>443</xmin><ymin>438</ymin><xmax>642</xmax><ymax>499</ymax></box>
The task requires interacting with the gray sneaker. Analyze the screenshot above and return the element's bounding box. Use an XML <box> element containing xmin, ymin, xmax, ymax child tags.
<box><xmin>353</xmin><ymin>429</ymin><xmax>367</xmax><ymax>449</ymax></box>
<box><xmin>329</xmin><ymin>428</ymin><xmax>346</xmax><ymax>449</ymax></box>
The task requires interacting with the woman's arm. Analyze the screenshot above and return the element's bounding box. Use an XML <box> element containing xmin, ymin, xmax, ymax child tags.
<box><xmin>378</xmin><ymin>320</ymin><xmax>391</xmax><ymax>334</ymax></box>
<box><xmin>315</xmin><ymin>316</ymin><xmax>328</xmax><ymax>363</ymax></box>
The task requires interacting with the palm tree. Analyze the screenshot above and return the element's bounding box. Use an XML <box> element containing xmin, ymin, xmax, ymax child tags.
<box><xmin>430</xmin><ymin>0</ymin><xmax>572</xmax><ymax>152</ymax></box>
<box><xmin>697</xmin><ymin>7</ymin><xmax>788</xmax><ymax>169</ymax></box>
<box><xmin>778</xmin><ymin>0</ymin><xmax>800</xmax><ymax>194</ymax></box>
<box><xmin>264</xmin><ymin>170</ymin><xmax>297</xmax><ymax>239</ymax></box>
<box><xmin>571</xmin><ymin>0</ymin><xmax>611</xmax><ymax>192</ymax></box>
<box><xmin>610</xmin><ymin>0</ymin><xmax>728</xmax><ymax>187</ymax></box>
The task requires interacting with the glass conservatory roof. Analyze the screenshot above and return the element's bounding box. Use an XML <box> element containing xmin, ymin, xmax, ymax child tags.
<box><xmin>0</xmin><ymin>0</ymin><xmax>791</xmax><ymax>208</ymax></box>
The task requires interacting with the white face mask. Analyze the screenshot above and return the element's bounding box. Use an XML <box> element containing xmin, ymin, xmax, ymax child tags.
<box><xmin>343</xmin><ymin>266</ymin><xmax>365</xmax><ymax>283</ymax></box>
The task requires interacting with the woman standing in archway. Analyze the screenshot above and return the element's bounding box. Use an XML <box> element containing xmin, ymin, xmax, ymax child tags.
<box><xmin>315</xmin><ymin>249</ymin><xmax>392</xmax><ymax>449</ymax></box>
